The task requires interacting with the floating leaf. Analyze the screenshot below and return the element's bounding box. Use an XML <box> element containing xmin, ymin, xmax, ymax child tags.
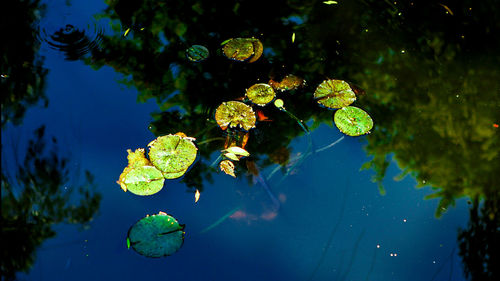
<box><xmin>127</xmin><ymin>211</ymin><xmax>185</xmax><ymax>258</ymax></box>
<box><xmin>126</xmin><ymin>237</ymin><xmax>131</xmax><ymax>249</ymax></box>
<box><xmin>323</xmin><ymin>1</ymin><xmax>338</xmax><ymax>4</ymax></box>
<box><xmin>185</xmin><ymin>45</ymin><xmax>209</xmax><ymax>62</ymax></box>
<box><xmin>247</xmin><ymin>39</ymin><xmax>263</xmax><ymax>63</ymax></box>
<box><xmin>334</xmin><ymin>106</ymin><xmax>373</xmax><ymax>136</ymax></box>
<box><xmin>246</xmin><ymin>83</ymin><xmax>275</xmax><ymax>106</ymax></box>
<box><xmin>225</xmin><ymin>146</ymin><xmax>250</xmax><ymax>157</ymax></box>
<box><xmin>222</xmin><ymin>38</ymin><xmax>263</xmax><ymax>63</ymax></box>
<box><xmin>215</xmin><ymin>101</ymin><xmax>256</xmax><ymax>131</ymax></box>
<box><xmin>269</xmin><ymin>74</ymin><xmax>305</xmax><ymax>92</ymax></box>
<box><xmin>148</xmin><ymin>134</ymin><xmax>198</xmax><ymax>178</ymax></box>
<box><xmin>163</xmin><ymin>168</ymin><xmax>188</xmax><ymax>179</ymax></box>
<box><xmin>274</xmin><ymin>98</ymin><xmax>284</xmax><ymax>109</ymax></box>
<box><xmin>195</xmin><ymin>189</ymin><xmax>200</xmax><ymax>203</ymax></box>
<box><xmin>314</xmin><ymin>79</ymin><xmax>356</xmax><ymax>109</ymax></box>
<box><xmin>117</xmin><ymin>149</ymin><xmax>165</xmax><ymax>196</ymax></box>
<box><xmin>224</xmin><ymin>152</ymin><xmax>240</xmax><ymax>161</ymax></box>
<box><xmin>220</xmin><ymin>160</ymin><xmax>236</xmax><ymax>177</ymax></box>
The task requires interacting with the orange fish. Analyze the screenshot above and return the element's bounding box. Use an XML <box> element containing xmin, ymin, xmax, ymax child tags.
<box><xmin>256</xmin><ymin>109</ymin><xmax>272</xmax><ymax>122</ymax></box>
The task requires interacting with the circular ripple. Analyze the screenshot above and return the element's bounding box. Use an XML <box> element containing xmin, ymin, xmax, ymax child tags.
<box><xmin>36</xmin><ymin>17</ymin><xmax>104</xmax><ymax>60</ymax></box>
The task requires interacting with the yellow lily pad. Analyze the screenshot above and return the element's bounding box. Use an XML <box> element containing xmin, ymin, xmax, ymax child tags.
<box><xmin>220</xmin><ymin>160</ymin><xmax>236</xmax><ymax>177</ymax></box>
<box><xmin>222</xmin><ymin>38</ymin><xmax>263</xmax><ymax>63</ymax></box>
<box><xmin>314</xmin><ymin>79</ymin><xmax>356</xmax><ymax>109</ymax></box>
<box><xmin>246</xmin><ymin>83</ymin><xmax>275</xmax><ymax>106</ymax></box>
<box><xmin>215</xmin><ymin>101</ymin><xmax>256</xmax><ymax>131</ymax></box>
<box><xmin>117</xmin><ymin>149</ymin><xmax>165</xmax><ymax>196</ymax></box>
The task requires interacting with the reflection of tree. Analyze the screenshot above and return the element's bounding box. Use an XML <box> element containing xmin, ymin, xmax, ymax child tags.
<box><xmin>458</xmin><ymin>193</ymin><xmax>500</xmax><ymax>281</ymax></box>
<box><xmin>89</xmin><ymin>0</ymin><xmax>499</xmax><ymax>211</ymax></box>
<box><xmin>1</xmin><ymin>0</ymin><xmax>48</xmax><ymax>128</ymax></box>
<box><xmin>1</xmin><ymin>126</ymin><xmax>102</xmax><ymax>281</ymax></box>
<box><xmin>87</xmin><ymin>0</ymin><xmax>499</xmax><ymax>277</ymax></box>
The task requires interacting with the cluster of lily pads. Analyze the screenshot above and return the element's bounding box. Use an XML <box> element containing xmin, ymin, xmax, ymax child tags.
<box><xmin>186</xmin><ymin>37</ymin><xmax>264</xmax><ymax>63</ymax></box>
<box><xmin>119</xmin><ymin>37</ymin><xmax>373</xmax><ymax>258</ymax></box>
<box><xmin>117</xmin><ymin>133</ymin><xmax>197</xmax><ymax>257</ymax></box>
<box><xmin>314</xmin><ymin>79</ymin><xmax>373</xmax><ymax>136</ymax></box>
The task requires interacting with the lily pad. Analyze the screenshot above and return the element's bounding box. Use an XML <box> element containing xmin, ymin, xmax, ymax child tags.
<box><xmin>185</xmin><ymin>45</ymin><xmax>209</xmax><ymax>62</ymax></box>
<box><xmin>148</xmin><ymin>134</ymin><xmax>198</xmax><ymax>176</ymax></box>
<box><xmin>246</xmin><ymin>83</ymin><xmax>275</xmax><ymax>106</ymax></box>
<box><xmin>127</xmin><ymin>211</ymin><xmax>185</xmax><ymax>258</ymax></box>
<box><xmin>215</xmin><ymin>101</ymin><xmax>256</xmax><ymax>131</ymax></box>
<box><xmin>334</xmin><ymin>106</ymin><xmax>373</xmax><ymax>136</ymax></box>
<box><xmin>117</xmin><ymin>149</ymin><xmax>165</xmax><ymax>196</ymax></box>
<box><xmin>222</xmin><ymin>38</ymin><xmax>263</xmax><ymax>63</ymax></box>
<box><xmin>314</xmin><ymin>79</ymin><xmax>356</xmax><ymax>109</ymax></box>
<box><xmin>162</xmin><ymin>168</ymin><xmax>188</xmax><ymax>179</ymax></box>
<box><xmin>269</xmin><ymin>74</ymin><xmax>305</xmax><ymax>91</ymax></box>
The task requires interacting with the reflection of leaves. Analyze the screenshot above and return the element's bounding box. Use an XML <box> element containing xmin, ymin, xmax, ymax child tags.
<box><xmin>458</xmin><ymin>194</ymin><xmax>500</xmax><ymax>281</ymax></box>
<box><xmin>1</xmin><ymin>126</ymin><xmax>101</xmax><ymax>280</ymax></box>
<box><xmin>215</xmin><ymin>101</ymin><xmax>257</xmax><ymax>131</ymax></box>
<box><xmin>117</xmin><ymin>149</ymin><xmax>165</xmax><ymax>196</ymax></box>
<box><xmin>314</xmin><ymin>79</ymin><xmax>356</xmax><ymax>109</ymax></box>
<box><xmin>127</xmin><ymin>211</ymin><xmax>185</xmax><ymax>258</ymax></box>
<box><xmin>334</xmin><ymin>106</ymin><xmax>373</xmax><ymax>136</ymax></box>
<box><xmin>1</xmin><ymin>0</ymin><xmax>48</xmax><ymax>128</ymax></box>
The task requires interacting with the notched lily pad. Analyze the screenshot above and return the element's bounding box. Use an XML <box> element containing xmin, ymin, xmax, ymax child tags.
<box><xmin>334</xmin><ymin>106</ymin><xmax>373</xmax><ymax>136</ymax></box>
<box><xmin>314</xmin><ymin>79</ymin><xmax>356</xmax><ymax>109</ymax></box>
<box><xmin>117</xmin><ymin>149</ymin><xmax>165</xmax><ymax>196</ymax></box>
<box><xmin>148</xmin><ymin>134</ymin><xmax>198</xmax><ymax>177</ymax></box>
<box><xmin>215</xmin><ymin>101</ymin><xmax>256</xmax><ymax>131</ymax></box>
<box><xmin>127</xmin><ymin>211</ymin><xmax>185</xmax><ymax>258</ymax></box>
<box><xmin>186</xmin><ymin>45</ymin><xmax>209</xmax><ymax>62</ymax></box>
<box><xmin>246</xmin><ymin>83</ymin><xmax>275</xmax><ymax>106</ymax></box>
<box><xmin>222</xmin><ymin>38</ymin><xmax>263</xmax><ymax>63</ymax></box>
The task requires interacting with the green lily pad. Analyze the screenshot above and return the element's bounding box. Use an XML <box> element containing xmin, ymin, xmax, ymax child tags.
<box><xmin>222</xmin><ymin>38</ymin><xmax>263</xmax><ymax>63</ymax></box>
<box><xmin>127</xmin><ymin>211</ymin><xmax>185</xmax><ymax>258</ymax></box>
<box><xmin>215</xmin><ymin>101</ymin><xmax>256</xmax><ymax>130</ymax></box>
<box><xmin>334</xmin><ymin>106</ymin><xmax>373</xmax><ymax>136</ymax></box>
<box><xmin>148</xmin><ymin>134</ymin><xmax>198</xmax><ymax>176</ymax></box>
<box><xmin>246</xmin><ymin>83</ymin><xmax>275</xmax><ymax>106</ymax></box>
<box><xmin>314</xmin><ymin>79</ymin><xmax>356</xmax><ymax>109</ymax></box>
<box><xmin>117</xmin><ymin>149</ymin><xmax>165</xmax><ymax>196</ymax></box>
<box><xmin>185</xmin><ymin>45</ymin><xmax>209</xmax><ymax>62</ymax></box>
<box><xmin>162</xmin><ymin>168</ymin><xmax>188</xmax><ymax>179</ymax></box>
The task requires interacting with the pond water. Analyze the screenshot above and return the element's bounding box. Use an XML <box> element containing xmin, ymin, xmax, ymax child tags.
<box><xmin>2</xmin><ymin>0</ymin><xmax>499</xmax><ymax>281</ymax></box>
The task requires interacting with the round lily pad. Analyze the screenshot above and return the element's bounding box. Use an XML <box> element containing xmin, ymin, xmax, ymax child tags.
<box><xmin>148</xmin><ymin>134</ymin><xmax>198</xmax><ymax>175</ymax></box>
<box><xmin>222</xmin><ymin>38</ymin><xmax>263</xmax><ymax>62</ymax></box>
<box><xmin>215</xmin><ymin>101</ymin><xmax>256</xmax><ymax>130</ymax></box>
<box><xmin>334</xmin><ymin>106</ymin><xmax>373</xmax><ymax>136</ymax></box>
<box><xmin>127</xmin><ymin>211</ymin><xmax>185</xmax><ymax>258</ymax></box>
<box><xmin>185</xmin><ymin>45</ymin><xmax>209</xmax><ymax>62</ymax></box>
<box><xmin>119</xmin><ymin>165</ymin><xmax>165</xmax><ymax>195</ymax></box>
<box><xmin>246</xmin><ymin>83</ymin><xmax>275</xmax><ymax>106</ymax></box>
<box><xmin>117</xmin><ymin>149</ymin><xmax>165</xmax><ymax>196</ymax></box>
<box><xmin>314</xmin><ymin>79</ymin><xmax>356</xmax><ymax>109</ymax></box>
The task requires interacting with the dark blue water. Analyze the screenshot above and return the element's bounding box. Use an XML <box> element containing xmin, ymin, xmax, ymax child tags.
<box><xmin>2</xmin><ymin>0</ymin><xmax>499</xmax><ymax>280</ymax></box>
